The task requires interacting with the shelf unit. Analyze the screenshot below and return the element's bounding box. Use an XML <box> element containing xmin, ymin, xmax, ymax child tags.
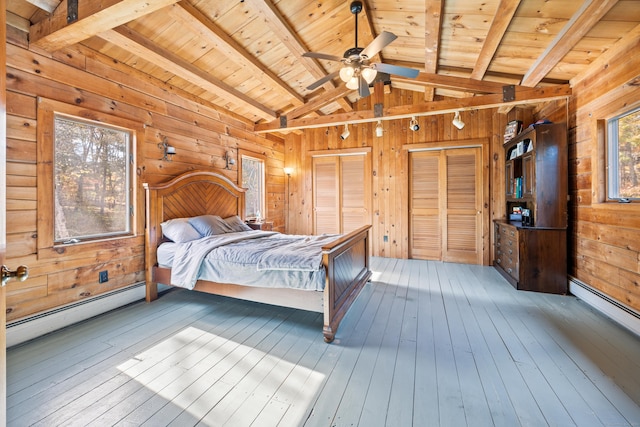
<box><xmin>494</xmin><ymin>123</ymin><xmax>568</xmax><ymax>294</ymax></box>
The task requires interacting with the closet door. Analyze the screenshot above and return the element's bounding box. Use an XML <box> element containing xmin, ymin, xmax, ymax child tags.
<box><xmin>340</xmin><ymin>155</ymin><xmax>368</xmax><ymax>233</ymax></box>
<box><xmin>312</xmin><ymin>153</ymin><xmax>370</xmax><ymax>235</ymax></box>
<box><xmin>313</xmin><ymin>157</ymin><xmax>340</xmax><ymax>234</ymax></box>
<box><xmin>409</xmin><ymin>147</ymin><xmax>483</xmax><ymax>264</ymax></box>
<box><xmin>443</xmin><ymin>148</ymin><xmax>482</xmax><ymax>264</ymax></box>
<box><xmin>409</xmin><ymin>152</ymin><xmax>442</xmax><ymax>260</ymax></box>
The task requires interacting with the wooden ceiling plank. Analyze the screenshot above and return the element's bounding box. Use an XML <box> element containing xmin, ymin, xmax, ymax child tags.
<box><xmin>171</xmin><ymin>2</ymin><xmax>304</xmax><ymax>106</ymax></box>
<box><xmin>250</xmin><ymin>0</ymin><xmax>353</xmax><ymax>112</ymax></box>
<box><xmin>23</xmin><ymin>0</ymin><xmax>60</xmax><ymax>14</ymax></box>
<box><xmin>29</xmin><ymin>0</ymin><xmax>180</xmax><ymax>51</ymax></box>
<box><xmin>254</xmin><ymin>84</ymin><xmax>571</xmax><ymax>133</ymax></box>
<box><xmin>98</xmin><ymin>26</ymin><xmax>277</xmax><ymax>120</ymax></box>
<box><xmin>470</xmin><ymin>0</ymin><xmax>521</xmax><ymax>81</ymax></box>
<box><xmin>520</xmin><ymin>0</ymin><xmax>619</xmax><ymax>87</ymax></box>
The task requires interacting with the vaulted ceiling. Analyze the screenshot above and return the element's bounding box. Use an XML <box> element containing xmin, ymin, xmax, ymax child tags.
<box><xmin>6</xmin><ymin>0</ymin><xmax>640</xmax><ymax>132</ymax></box>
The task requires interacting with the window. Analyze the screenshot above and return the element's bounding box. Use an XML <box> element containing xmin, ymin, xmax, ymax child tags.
<box><xmin>608</xmin><ymin>106</ymin><xmax>640</xmax><ymax>200</ymax></box>
<box><xmin>53</xmin><ymin>115</ymin><xmax>132</xmax><ymax>241</ymax></box>
<box><xmin>37</xmin><ymin>98</ymin><xmax>142</xmax><ymax>254</ymax></box>
<box><xmin>240</xmin><ymin>152</ymin><xmax>266</xmax><ymax>220</ymax></box>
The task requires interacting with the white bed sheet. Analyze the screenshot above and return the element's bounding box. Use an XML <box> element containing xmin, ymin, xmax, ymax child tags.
<box><xmin>157</xmin><ymin>231</ymin><xmax>330</xmax><ymax>291</ymax></box>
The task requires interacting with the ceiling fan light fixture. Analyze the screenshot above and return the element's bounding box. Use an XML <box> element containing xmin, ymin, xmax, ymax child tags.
<box><xmin>346</xmin><ymin>76</ymin><xmax>359</xmax><ymax>90</ymax></box>
<box><xmin>339</xmin><ymin>66</ymin><xmax>355</xmax><ymax>82</ymax></box>
<box><xmin>362</xmin><ymin>67</ymin><xmax>377</xmax><ymax>84</ymax></box>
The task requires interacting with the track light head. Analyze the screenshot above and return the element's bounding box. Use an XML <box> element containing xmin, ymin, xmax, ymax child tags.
<box><xmin>375</xmin><ymin>120</ymin><xmax>384</xmax><ymax>137</ymax></box>
<box><xmin>409</xmin><ymin>116</ymin><xmax>420</xmax><ymax>132</ymax></box>
<box><xmin>340</xmin><ymin>124</ymin><xmax>351</xmax><ymax>140</ymax></box>
<box><xmin>453</xmin><ymin>111</ymin><xmax>465</xmax><ymax>130</ymax></box>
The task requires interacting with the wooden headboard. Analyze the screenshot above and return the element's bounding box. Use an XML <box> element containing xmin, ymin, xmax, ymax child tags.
<box><xmin>143</xmin><ymin>171</ymin><xmax>246</xmax><ymax>297</ymax></box>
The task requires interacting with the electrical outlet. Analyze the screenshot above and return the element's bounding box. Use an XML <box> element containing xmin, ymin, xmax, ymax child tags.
<box><xmin>99</xmin><ymin>270</ymin><xmax>108</xmax><ymax>283</ymax></box>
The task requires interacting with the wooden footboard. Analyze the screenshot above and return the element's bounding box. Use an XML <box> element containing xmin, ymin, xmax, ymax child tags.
<box><xmin>321</xmin><ymin>224</ymin><xmax>371</xmax><ymax>343</ymax></box>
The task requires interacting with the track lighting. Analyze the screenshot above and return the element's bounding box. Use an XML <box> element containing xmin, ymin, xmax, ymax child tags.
<box><xmin>375</xmin><ymin>120</ymin><xmax>383</xmax><ymax>137</ymax></box>
<box><xmin>340</xmin><ymin>124</ymin><xmax>350</xmax><ymax>140</ymax></box>
<box><xmin>453</xmin><ymin>111</ymin><xmax>465</xmax><ymax>130</ymax></box>
<box><xmin>409</xmin><ymin>116</ymin><xmax>420</xmax><ymax>132</ymax></box>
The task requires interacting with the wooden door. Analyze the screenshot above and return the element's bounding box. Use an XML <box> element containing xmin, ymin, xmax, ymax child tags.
<box><xmin>313</xmin><ymin>157</ymin><xmax>340</xmax><ymax>234</ymax></box>
<box><xmin>410</xmin><ymin>148</ymin><xmax>483</xmax><ymax>264</ymax></box>
<box><xmin>313</xmin><ymin>154</ymin><xmax>370</xmax><ymax>235</ymax></box>
<box><xmin>409</xmin><ymin>152</ymin><xmax>441</xmax><ymax>259</ymax></box>
<box><xmin>1</xmin><ymin>1</ymin><xmax>7</xmax><ymax>421</ymax></box>
<box><xmin>443</xmin><ymin>148</ymin><xmax>483</xmax><ymax>264</ymax></box>
<box><xmin>340</xmin><ymin>155</ymin><xmax>369</xmax><ymax>233</ymax></box>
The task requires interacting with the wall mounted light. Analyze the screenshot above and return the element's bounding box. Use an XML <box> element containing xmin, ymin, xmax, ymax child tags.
<box><xmin>340</xmin><ymin>124</ymin><xmax>351</xmax><ymax>140</ymax></box>
<box><xmin>158</xmin><ymin>136</ymin><xmax>175</xmax><ymax>162</ymax></box>
<box><xmin>453</xmin><ymin>111</ymin><xmax>465</xmax><ymax>130</ymax></box>
<box><xmin>375</xmin><ymin>120</ymin><xmax>384</xmax><ymax>137</ymax></box>
<box><xmin>409</xmin><ymin>116</ymin><xmax>420</xmax><ymax>132</ymax></box>
<box><xmin>223</xmin><ymin>151</ymin><xmax>236</xmax><ymax>169</ymax></box>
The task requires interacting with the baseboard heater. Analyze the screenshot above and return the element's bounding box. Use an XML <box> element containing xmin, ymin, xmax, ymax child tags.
<box><xmin>569</xmin><ymin>276</ymin><xmax>640</xmax><ymax>337</ymax></box>
<box><xmin>5</xmin><ymin>282</ymin><xmax>165</xmax><ymax>348</ymax></box>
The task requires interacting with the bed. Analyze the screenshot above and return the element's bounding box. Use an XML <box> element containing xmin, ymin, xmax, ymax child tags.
<box><xmin>144</xmin><ymin>170</ymin><xmax>371</xmax><ymax>343</ymax></box>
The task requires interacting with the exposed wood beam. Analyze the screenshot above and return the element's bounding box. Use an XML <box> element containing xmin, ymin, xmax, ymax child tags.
<box><xmin>394</xmin><ymin>72</ymin><xmax>522</xmax><ymax>94</ymax></box>
<box><xmin>30</xmin><ymin>0</ymin><xmax>179</xmax><ymax>51</ymax></box>
<box><xmin>281</xmin><ymin>86</ymin><xmax>352</xmax><ymax>121</ymax></box>
<box><xmin>250</xmin><ymin>0</ymin><xmax>353</xmax><ymax>113</ymax></box>
<box><xmin>98</xmin><ymin>26</ymin><xmax>277</xmax><ymax>120</ymax></box>
<box><xmin>170</xmin><ymin>2</ymin><xmax>304</xmax><ymax>106</ymax></box>
<box><xmin>520</xmin><ymin>0</ymin><xmax>619</xmax><ymax>87</ymax></box>
<box><xmin>470</xmin><ymin>0</ymin><xmax>521</xmax><ymax>81</ymax></box>
<box><xmin>424</xmin><ymin>0</ymin><xmax>444</xmax><ymax>101</ymax></box>
<box><xmin>254</xmin><ymin>84</ymin><xmax>571</xmax><ymax>133</ymax></box>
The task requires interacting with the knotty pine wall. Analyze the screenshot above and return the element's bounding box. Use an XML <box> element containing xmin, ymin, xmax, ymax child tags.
<box><xmin>565</xmin><ymin>32</ymin><xmax>640</xmax><ymax>314</ymax></box>
<box><xmin>4</xmin><ymin>35</ymin><xmax>285</xmax><ymax>322</ymax></box>
<box><xmin>284</xmin><ymin>89</ymin><xmax>498</xmax><ymax>260</ymax></box>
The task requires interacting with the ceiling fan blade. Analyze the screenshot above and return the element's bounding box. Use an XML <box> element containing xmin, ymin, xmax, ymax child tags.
<box><xmin>361</xmin><ymin>31</ymin><xmax>397</xmax><ymax>59</ymax></box>
<box><xmin>372</xmin><ymin>62</ymin><xmax>420</xmax><ymax>78</ymax></box>
<box><xmin>302</xmin><ymin>52</ymin><xmax>344</xmax><ymax>62</ymax></box>
<box><xmin>358</xmin><ymin>74</ymin><xmax>370</xmax><ymax>98</ymax></box>
<box><xmin>306</xmin><ymin>70</ymin><xmax>340</xmax><ymax>91</ymax></box>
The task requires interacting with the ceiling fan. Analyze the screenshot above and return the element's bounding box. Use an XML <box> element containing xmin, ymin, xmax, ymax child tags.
<box><xmin>303</xmin><ymin>1</ymin><xmax>419</xmax><ymax>98</ymax></box>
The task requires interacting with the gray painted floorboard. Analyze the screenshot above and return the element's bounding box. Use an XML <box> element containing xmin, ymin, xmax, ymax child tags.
<box><xmin>7</xmin><ymin>258</ymin><xmax>640</xmax><ymax>426</ymax></box>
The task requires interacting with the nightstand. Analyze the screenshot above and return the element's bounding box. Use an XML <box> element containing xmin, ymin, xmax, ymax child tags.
<box><xmin>247</xmin><ymin>221</ymin><xmax>273</xmax><ymax>231</ymax></box>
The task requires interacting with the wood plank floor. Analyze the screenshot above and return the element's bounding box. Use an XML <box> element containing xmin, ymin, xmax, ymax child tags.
<box><xmin>7</xmin><ymin>258</ymin><xmax>640</xmax><ymax>426</ymax></box>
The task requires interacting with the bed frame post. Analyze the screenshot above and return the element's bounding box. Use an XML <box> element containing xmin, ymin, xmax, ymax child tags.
<box><xmin>143</xmin><ymin>182</ymin><xmax>159</xmax><ymax>302</ymax></box>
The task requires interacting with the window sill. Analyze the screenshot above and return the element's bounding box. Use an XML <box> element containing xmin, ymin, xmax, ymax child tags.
<box><xmin>591</xmin><ymin>201</ymin><xmax>640</xmax><ymax>211</ymax></box>
<box><xmin>39</xmin><ymin>234</ymin><xmax>142</xmax><ymax>260</ymax></box>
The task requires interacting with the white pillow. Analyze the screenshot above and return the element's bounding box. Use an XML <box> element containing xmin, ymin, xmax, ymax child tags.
<box><xmin>160</xmin><ymin>218</ymin><xmax>201</xmax><ymax>242</ymax></box>
<box><xmin>188</xmin><ymin>215</ymin><xmax>232</xmax><ymax>236</ymax></box>
<box><xmin>224</xmin><ymin>215</ymin><xmax>253</xmax><ymax>232</ymax></box>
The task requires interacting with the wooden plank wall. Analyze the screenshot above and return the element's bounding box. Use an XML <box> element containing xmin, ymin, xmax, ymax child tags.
<box><xmin>4</xmin><ymin>33</ymin><xmax>285</xmax><ymax>322</ymax></box>
<box><xmin>284</xmin><ymin>90</ymin><xmax>499</xmax><ymax>260</ymax></box>
<box><xmin>566</xmin><ymin>29</ymin><xmax>640</xmax><ymax>314</ymax></box>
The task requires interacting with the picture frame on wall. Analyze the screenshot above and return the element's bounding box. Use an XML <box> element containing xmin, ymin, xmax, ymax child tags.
<box><xmin>504</xmin><ymin>120</ymin><xmax>523</xmax><ymax>143</ymax></box>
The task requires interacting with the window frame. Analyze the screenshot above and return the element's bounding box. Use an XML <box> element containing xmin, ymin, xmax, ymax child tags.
<box><xmin>238</xmin><ymin>149</ymin><xmax>266</xmax><ymax>221</ymax></box>
<box><xmin>606</xmin><ymin>105</ymin><xmax>640</xmax><ymax>201</ymax></box>
<box><xmin>37</xmin><ymin>98</ymin><xmax>144</xmax><ymax>258</ymax></box>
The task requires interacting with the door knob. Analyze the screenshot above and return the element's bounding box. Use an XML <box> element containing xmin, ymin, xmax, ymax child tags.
<box><xmin>2</xmin><ymin>265</ymin><xmax>29</xmax><ymax>286</ymax></box>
